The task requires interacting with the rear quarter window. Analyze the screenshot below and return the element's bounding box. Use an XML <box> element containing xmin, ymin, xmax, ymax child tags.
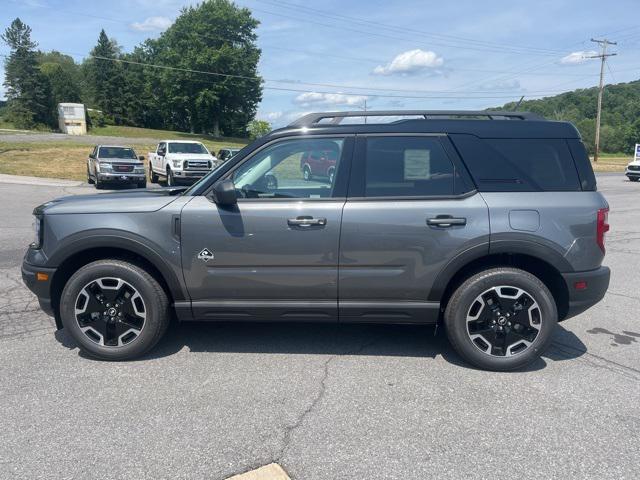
<box><xmin>450</xmin><ymin>134</ymin><xmax>582</xmax><ymax>192</ymax></box>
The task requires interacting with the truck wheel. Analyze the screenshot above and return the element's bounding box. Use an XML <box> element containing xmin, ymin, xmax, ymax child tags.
<box><xmin>149</xmin><ymin>164</ymin><xmax>158</xmax><ymax>183</ymax></box>
<box><xmin>302</xmin><ymin>165</ymin><xmax>312</xmax><ymax>181</ymax></box>
<box><xmin>137</xmin><ymin>180</ymin><xmax>147</xmax><ymax>189</ymax></box>
<box><xmin>87</xmin><ymin>167</ymin><xmax>94</xmax><ymax>185</ymax></box>
<box><xmin>95</xmin><ymin>177</ymin><xmax>104</xmax><ymax>190</ymax></box>
<box><xmin>167</xmin><ymin>168</ymin><xmax>175</xmax><ymax>186</ymax></box>
<box><xmin>59</xmin><ymin>259</ymin><xmax>170</xmax><ymax>361</ymax></box>
<box><xmin>444</xmin><ymin>267</ymin><xmax>557</xmax><ymax>371</ymax></box>
<box><xmin>327</xmin><ymin>167</ymin><xmax>335</xmax><ymax>184</ymax></box>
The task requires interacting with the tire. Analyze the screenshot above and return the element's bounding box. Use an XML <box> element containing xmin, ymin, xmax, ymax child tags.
<box><xmin>59</xmin><ymin>259</ymin><xmax>170</xmax><ymax>361</ymax></box>
<box><xmin>444</xmin><ymin>267</ymin><xmax>557</xmax><ymax>371</ymax></box>
<box><xmin>630</xmin><ymin>177</ymin><xmax>639</xmax><ymax>182</ymax></box>
<box><xmin>302</xmin><ymin>165</ymin><xmax>312</xmax><ymax>181</ymax></box>
<box><xmin>149</xmin><ymin>164</ymin><xmax>158</xmax><ymax>183</ymax></box>
<box><xmin>137</xmin><ymin>180</ymin><xmax>147</xmax><ymax>189</ymax></box>
<box><xmin>166</xmin><ymin>168</ymin><xmax>175</xmax><ymax>186</ymax></box>
<box><xmin>327</xmin><ymin>167</ymin><xmax>335</xmax><ymax>184</ymax></box>
<box><xmin>95</xmin><ymin>177</ymin><xmax>104</xmax><ymax>190</ymax></box>
<box><xmin>87</xmin><ymin>167</ymin><xmax>94</xmax><ymax>185</ymax></box>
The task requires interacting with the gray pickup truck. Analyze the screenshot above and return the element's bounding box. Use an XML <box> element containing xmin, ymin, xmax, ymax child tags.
<box><xmin>22</xmin><ymin>110</ymin><xmax>610</xmax><ymax>370</ymax></box>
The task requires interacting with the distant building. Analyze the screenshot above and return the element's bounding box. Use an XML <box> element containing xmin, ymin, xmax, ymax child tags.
<box><xmin>57</xmin><ymin>103</ymin><xmax>87</xmax><ymax>135</ymax></box>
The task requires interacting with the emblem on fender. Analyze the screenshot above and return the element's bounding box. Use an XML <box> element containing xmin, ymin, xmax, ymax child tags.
<box><xmin>197</xmin><ymin>248</ymin><xmax>214</xmax><ymax>262</ymax></box>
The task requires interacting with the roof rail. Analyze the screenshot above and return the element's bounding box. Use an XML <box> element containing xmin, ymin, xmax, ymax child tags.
<box><xmin>288</xmin><ymin>110</ymin><xmax>544</xmax><ymax>127</ymax></box>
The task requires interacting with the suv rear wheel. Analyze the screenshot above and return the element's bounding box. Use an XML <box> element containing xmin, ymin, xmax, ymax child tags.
<box><xmin>444</xmin><ymin>267</ymin><xmax>557</xmax><ymax>371</ymax></box>
<box><xmin>59</xmin><ymin>260</ymin><xmax>169</xmax><ymax>360</ymax></box>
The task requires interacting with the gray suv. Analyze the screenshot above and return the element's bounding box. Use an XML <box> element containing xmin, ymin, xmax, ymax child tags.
<box><xmin>22</xmin><ymin>111</ymin><xmax>610</xmax><ymax>370</ymax></box>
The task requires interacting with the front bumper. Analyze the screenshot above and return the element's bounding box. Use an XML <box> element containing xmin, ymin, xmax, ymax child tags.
<box><xmin>98</xmin><ymin>172</ymin><xmax>146</xmax><ymax>183</ymax></box>
<box><xmin>625</xmin><ymin>170</ymin><xmax>640</xmax><ymax>179</ymax></box>
<box><xmin>172</xmin><ymin>170</ymin><xmax>210</xmax><ymax>183</ymax></box>
<box><xmin>21</xmin><ymin>260</ymin><xmax>57</xmax><ymax>317</ymax></box>
<box><xmin>561</xmin><ymin>266</ymin><xmax>610</xmax><ymax>320</ymax></box>
<box><xmin>174</xmin><ymin>170</ymin><xmax>210</xmax><ymax>178</ymax></box>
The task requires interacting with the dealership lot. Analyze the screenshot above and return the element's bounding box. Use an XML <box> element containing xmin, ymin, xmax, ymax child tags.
<box><xmin>0</xmin><ymin>174</ymin><xmax>639</xmax><ymax>479</ymax></box>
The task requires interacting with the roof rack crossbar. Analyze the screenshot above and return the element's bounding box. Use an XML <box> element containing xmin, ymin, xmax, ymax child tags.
<box><xmin>288</xmin><ymin>110</ymin><xmax>544</xmax><ymax>127</ymax></box>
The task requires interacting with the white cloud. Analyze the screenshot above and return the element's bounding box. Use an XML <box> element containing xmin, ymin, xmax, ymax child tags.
<box><xmin>373</xmin><ymin>49</ymin><xmax>444</xmax><ymax>76</ymax></box>
<box><xmin>560</xmin><ymin>51</ymin><xmax>598</xmax><ymax>65</ymax></box>
<box><xmin>480</xmin><ymin>79</ymin><xmax>521</xmax><ymax>91</ymax></box>
<box><xmin>130</xmin><ymin>16</ymin><xmax>172</xmax><ymax>32</ymax></box>
<box><xmin>293</xmin><ymin>92</ymin><xmax>368</xmax><ymax>108</ymax></box>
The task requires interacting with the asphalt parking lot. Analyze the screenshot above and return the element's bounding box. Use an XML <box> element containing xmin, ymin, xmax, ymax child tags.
<box><xmin>0</xmin><ymin>174</ymin><xmax>639</xmax><ymax>480</ymax></box>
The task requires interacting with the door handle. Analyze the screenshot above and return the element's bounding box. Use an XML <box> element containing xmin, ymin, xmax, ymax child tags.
<box><xmin>287</xmin><ymin>216</ymin><xmax>327</xmax><ymax>227</ymax></box>
<box><xmin>427</xmin><ymin>215</ymin><xmax>467</xmax><ymax>227</ymax></box>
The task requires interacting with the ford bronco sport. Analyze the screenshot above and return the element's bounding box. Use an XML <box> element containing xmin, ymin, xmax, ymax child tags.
<box><xmin>22</xmin><ymin>111</ymin><xmax>610</xmax><ymax>370</ymax></box>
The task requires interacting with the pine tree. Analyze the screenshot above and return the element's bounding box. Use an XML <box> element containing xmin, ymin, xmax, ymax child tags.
<box><xmin>86</xmin><ymin>30</ymin><xmax>125</xmax><ymax>124</ymax></box>
<box><xmin>2</xmin><ymin>18</ymin><xmax>53</xmax><ymax>128</ymax></box>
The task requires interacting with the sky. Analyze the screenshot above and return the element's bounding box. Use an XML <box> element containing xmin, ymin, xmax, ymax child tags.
<box><xmin>2</xmin><ymin>0</ymin><xmax>639</xmax><ymax>128</ymax></box>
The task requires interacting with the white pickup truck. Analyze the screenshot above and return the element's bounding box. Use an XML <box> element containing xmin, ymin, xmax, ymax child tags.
<box><xmin>148</xmin><ymin>140</ymin><xmax>219</xmax><ymax>186</ymax></box>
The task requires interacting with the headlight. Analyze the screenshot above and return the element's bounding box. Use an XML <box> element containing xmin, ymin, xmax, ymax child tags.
<box><xmin>31</xmin><ymin>215</ymin><xmax>43</xmax><ymax>249</ymax></box>
<box><xmin>98</xmin><ymin>162</ymin><xmax>112</xmax><ymax>172</ymax></box>
<box><xmin>172</xmin><ymin>159</ymin><xmax>182</xmax><ymax>168</ymax></box>
<box><xmin>134</xmin><ymin>166</ymin><xmax>145</xmax><ymax>173</ymax></box>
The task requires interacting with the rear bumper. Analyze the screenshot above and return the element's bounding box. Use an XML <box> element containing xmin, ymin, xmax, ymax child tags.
<box><xmin>21</xmin><ymin>261</ymin><xmax>57</xmax><ymax>317</ymax></box>
<box><xmin>562</xmin><ymin>266</ymin><xmax>610</xmax><ymax>320</ymax></box>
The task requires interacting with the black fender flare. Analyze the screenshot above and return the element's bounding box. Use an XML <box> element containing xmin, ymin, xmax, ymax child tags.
<box><xmin>428</xmin><ymin>238</ymin><xmax>572</xmax><ymax>302</ymax></box>
<box><xmin>47</xmin><ymin>229</ymin><xmax>188</xmax><ymax>302</ymax></box>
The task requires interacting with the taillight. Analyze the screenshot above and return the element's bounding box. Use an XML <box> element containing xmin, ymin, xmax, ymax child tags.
<box><xmin>597</xmin><ymin>207</ymin><xmax>609</xmax><ymax>253</ymax></box>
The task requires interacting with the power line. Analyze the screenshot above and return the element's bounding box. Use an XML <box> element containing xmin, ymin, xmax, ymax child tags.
<box><xmin>0</xmin><ymin>51</ymin><xmax>583</xmax><ymax>101</ymax></box>
<box><xmin>63</xmin><ymin>52</ymin><xmax>587</xmax><ymax>96</ymax></box>
<box><xmin>252</xmin><ymin>0</ymin><xmax>568</xmax><ymax>56</ymax></box>
<box><xmin>243</xmin><ymin>4</ymin><xmax>564</xmax><ymax>58</ymax></box>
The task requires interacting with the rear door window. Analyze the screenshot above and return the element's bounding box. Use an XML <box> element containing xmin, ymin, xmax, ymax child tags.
<box><xmin>363</xmin><ymin>136</ymin><xmax>456</xmax><ymax>197</ymax></box>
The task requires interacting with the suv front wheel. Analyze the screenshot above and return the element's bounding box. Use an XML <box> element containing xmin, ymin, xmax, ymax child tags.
<box><xmin>444</xmin><ymin>268</ymin><xmax>557</xmax><ymax>371</ymax></box>
<box><xmin>59</xmin><ymin>259</ymin><xmax>169</xmax><ymax>360</ymax></box>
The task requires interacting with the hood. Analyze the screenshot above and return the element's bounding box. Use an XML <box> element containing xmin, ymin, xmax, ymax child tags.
<box><xmin>35</xmin><ymin>186</ymin><xmax>188</xmax><ymax>215</ymax></box>
<box><xmin>99</xmin><ymin>158</ymin><xmax>143</xmax><ymax>165</ymax></box>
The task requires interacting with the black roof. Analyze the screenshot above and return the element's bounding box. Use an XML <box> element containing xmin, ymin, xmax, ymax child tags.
<box><xmin>269</xmin><ymin>110</ymin><xmax>580</xmax><ymax>139</ymax></box>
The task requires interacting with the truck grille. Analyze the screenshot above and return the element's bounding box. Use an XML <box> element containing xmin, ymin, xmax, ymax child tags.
<box><xmin>184</xmin><ymin>160</ymin><xmax>210</xmax><ymax>170</ymax></box>
<box><xmin>629</xmin><ymin>165</ymin><xmax>640</xmax><ymax>171</ymax></box>
<box><xmin>112</xmin><ymin>163</ymin><xmax>134</xmax><ymax>173</ymax></box>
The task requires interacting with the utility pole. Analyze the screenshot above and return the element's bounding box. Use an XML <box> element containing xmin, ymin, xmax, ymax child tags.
<box><xmin>589</xmin><ymin>38</ymin><xmax>617</xmax><ymax>163</ymax></box>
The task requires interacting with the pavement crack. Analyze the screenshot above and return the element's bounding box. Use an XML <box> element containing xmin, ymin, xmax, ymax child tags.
<box><xmin>551</xmin><ymin>340</ymin><xmax>640</xmax><ymax>381</ymax></box>
<box><xmin>606</xmin><ymin>290</ymin><xmax>640</xmax><ymax>302</ymax></box>
<box><xmin>276</xmin><ymin>335</ymin><xmax>380</xmax><ymax>463</ymax></box>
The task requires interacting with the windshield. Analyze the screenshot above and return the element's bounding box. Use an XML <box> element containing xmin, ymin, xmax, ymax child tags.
<box><xmin>168</xmin><ymin>142</ymin><xmax>208</xmax><ymax>154</ymax></box>
<box><xmin>98</xmin><ymin>147</ymin><xmax>137</xmax><ymax>159</ymax></box>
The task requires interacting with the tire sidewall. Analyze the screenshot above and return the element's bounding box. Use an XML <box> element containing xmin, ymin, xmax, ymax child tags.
<box><xmin>445</xmin><ymin>269</ymin><xmax>558</xmax><ymax>371</ymax></box>
<box><xmin>60</xmin><ymin>261</ymin><xmax>166</xmax><ymax>360</ymax></box>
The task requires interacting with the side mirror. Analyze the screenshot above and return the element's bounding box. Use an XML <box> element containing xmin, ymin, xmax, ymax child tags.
<box><xmin>212</xmin><ymin>179</ymin><xmax>237</xmax><ymax>206</ymax></box>
<box><xmin>138</xmin><ymin>155</ymin><xmax>145</xmax><ymax>161</ymax></box>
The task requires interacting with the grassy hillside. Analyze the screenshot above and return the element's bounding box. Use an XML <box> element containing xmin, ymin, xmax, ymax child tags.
<box><xmin>498</xmin><ymin>79</ymin><xmax>640</xmax><ymax>154</ymax></box>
